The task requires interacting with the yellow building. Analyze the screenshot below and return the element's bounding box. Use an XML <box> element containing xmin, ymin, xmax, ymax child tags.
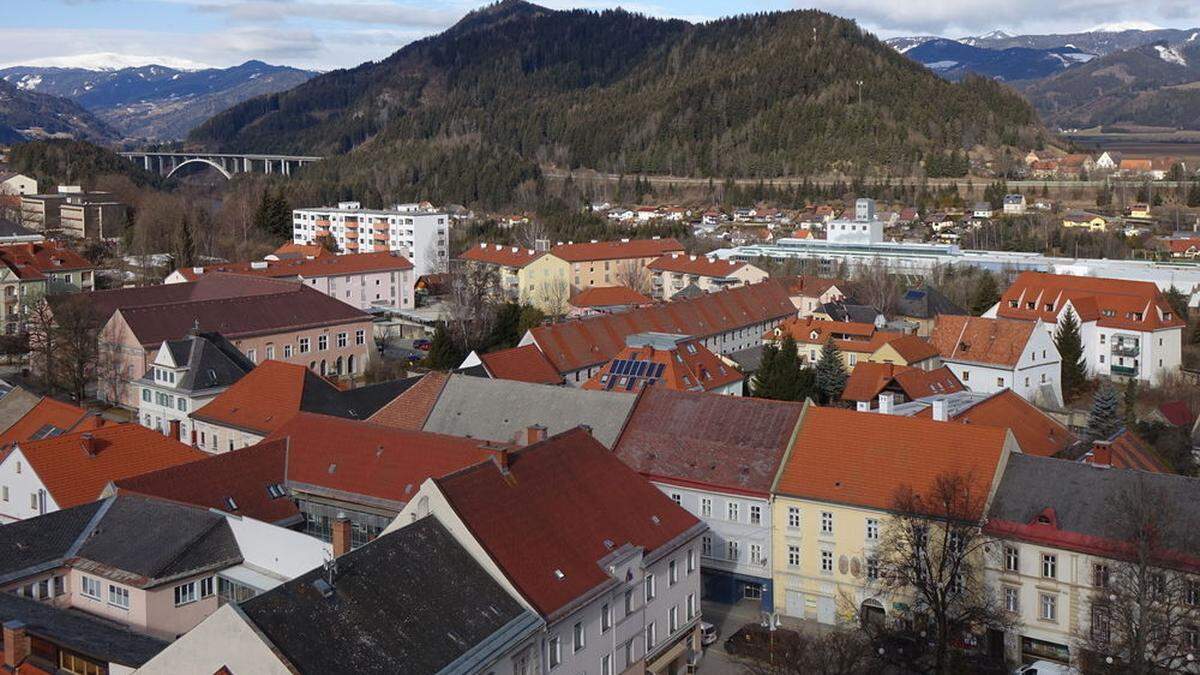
<box><xmin>764</xmin><ymin>317</ymin><xmax>940</xmax><ymax>370</ymax></box>
<box><xmin>458</xmin><ymin>243</ymin><xmax>571</xmax><ymax>314</ymax></box>
<box><xmin>1061</xmin><ymin>212</ymin><xmax>1109</xmax><ymax>231</ymax></box>
<box><xmin>769</xmin><ymin>405</ymin><xmax>1014</xmax><ymax>625</ymax></box>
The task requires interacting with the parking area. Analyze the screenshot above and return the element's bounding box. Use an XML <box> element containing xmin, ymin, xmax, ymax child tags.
<box><xmin>694</xmin><ymin>600</ymin><xmax>761</xmax><ymax>674</ymax></box>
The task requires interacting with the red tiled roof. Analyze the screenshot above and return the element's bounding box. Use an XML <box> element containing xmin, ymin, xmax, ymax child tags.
<box><xmin>549</xmin><ymin>238</ymin><xmax>684</xmax><ymax>263</ymax></box>
<box><xmin>841</xmin><ymin>363</ymin><xmax>910</xmax><ymax>402</ymax></box>
<box><xmin>434</xmin><ymin>428</ymin><xmax>701</xmax><ymax>616</ymax></box>
<box><xmin>171</xmin><ymin>251</ymin><xmax>412</xmax><ymax>282</ymax></box>
<box><xmin>891</xmin><ymin>366</ymin><xmax>964</xmax><ymax>399</ymax></box>
<box><xmin>460</xmin><ymin>243</ymin><xmax>544</xmax><ymax>268</ymax></box>
<box><xmin>479</xmin><ymin>345</ymin><xmax>564</xmax><ymax>385</ymax></box>
<box><xmin>112</xmin><ymin>440</ymin><xmax>299</xmax><ymax>524</ymax></box>
<box><xmin>0</xmin><ymin>242</ymin><xmax>93</xmax><ymax>281</ymax></box>
<box><xmin>914</xmin><ymin>389</ymin><xmax>1075</xmax><ymax>458</ymax></box>
<box><xmin>367</xmin><ymin>371</ymin><xmax>450</xmax><ymax>430</ymax></box>
<box><xmin>767</xmin><ymin>317</ymin><xmax>904</xmax><ymax>355</ymax></box>
<box><xmin>1082</xmin><ymin>429</ymin><xmax>1170</xmax><ymax>473</ymax></box>
<box><xmin>271</xmin><ymin>243</ymin><xmax>335</xmax><ymax>259</ymax></box>
<box><xmin>15</xmin><ymin>424</ymin><xmax>205</xmax><ymax>509</ymax></box>
<box><xmin>0</xmin><ymin>397</ymin><xmax>101</xmax><ymax>451</ymax></box>
<box><xmin>569</xmin><ymin>286</ymin><xmax>652</xmax><ymax>308</ymax></box>
<box><xmin>190</xmin><ymin>360</ymin><xmax>323</xmax><ymax>435</ymax></box>
<box><xmin>1120</xmin><ymin>158</ymin><xmax>1153</xmax><ymax>171</ymax></box>
<box><xmin>1157</xmin><ymin>400</ymin><xmax>1196</xmax><ymax>428</ymax></box>
<box><xmin>775</xmin><ymin>406</ymin><xmax>1009</xmax><ymax>517</ymax></box>
<box><xmin>614</xmin><ymin>387</ymin><xmax>801</xmax><ymax>495</ymax></box>
<box><xmin>784</xmin><ymin>275</ymin><xmax>844</xmax><ymax>299</ymax></box>
<box><xmin>583</xmin><ymin>338</ymin><xmax>741</xmax><ymax>393</ymax></box>
<box><xmin>116</xmin><ymin>284</ymin><xmax>369</xmax><ymax>348</ymax></box>
<box><xmin>995</xmin><ymin>272</ymin><xmax>1185</xmax><ymax>332</ymax></box>
<box><xmin>266</xmin><ymin>412</ymin><xmax>501</xmax><ymax>505</ymax></box>
<box><xmin>882</xmin><ymin>335</ymin><xmax>940</xmax><ymax>363</ymax></box>
<box><xmin>1161</xmin><ymin>238</ymin><xmax>1200</xmax><ymax>255</ymax></box>
<box><xmin>647</xmin><ymin>253</ymin><xmax>750</xmax><ymax>277</ymax></box>
<box><xmin>930</xmin><ymin>315</ymin><xmax>1036</xmax><ymax>368</ymax></box>
<box><xmin>529</xmin><ymin>280</ymin><xmax>795</xmax><ymax>374</ymax></box>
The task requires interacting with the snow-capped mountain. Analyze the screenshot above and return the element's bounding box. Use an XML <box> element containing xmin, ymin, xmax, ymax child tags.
<box><xmin>0</xmin><ymin>60</ymin><xmax>316</xmax><ymax>141</ymax></box>
<box><xmin>954</xmin><ymin>26</ymin><xmax>1200</xmax><ymax>56</ymax></box>
<box><xmin>883</xmin><ymin>36</ymin><xmax>941</xmax><ymax>53</ymax></box>
<box><xmin>1</xmin><ymin>52</ymin><xmax>214</xmax><ymax>72</ymax></box>
<box><xmin>900</xmin><ymin>38</ymin><xmax>1096</xmax><ymax>81</ymax></box>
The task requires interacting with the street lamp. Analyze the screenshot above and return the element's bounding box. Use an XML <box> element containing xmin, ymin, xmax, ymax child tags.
<box><xmin>761</xmin><ymin>611</ymin><xmax>781</xmax><ymax>665</ymax></box>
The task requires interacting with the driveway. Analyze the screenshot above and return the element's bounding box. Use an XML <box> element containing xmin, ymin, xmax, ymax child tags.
<box><xmin>695</xmin><ymin>600</ymin><xmax>761</xmax><ymax>675</ymax></box>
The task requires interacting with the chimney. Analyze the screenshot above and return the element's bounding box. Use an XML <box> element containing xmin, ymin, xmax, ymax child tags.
<box><xmin>524</xmin><ymin>424</ymin><xmax>547</xmax><ymax>446</ymax></box>
<box><xmin>1091</xmin><ymin>441</ymin><xmax>1113</xmax><ymax>467</ymax></box>
<box><xmin>856</xmin><ymin>401</ymin><xmax>870</xmax><ymax>412</ymax></box>
<box><xmin>81</xmin><ymin>432</ymin><xmax>98</xmax><ymax>457</ymax></box>
<box><xmin>496</xmin><ymin>447</ymin><xmax>511</xmax><ymax>473</ymax></box>
<box><xmin>331</xmin><ymin>514</ymin><xmax>352</xmax><ymax>557</ymax></box>
<box><xmin>878</xmin><ymin>393</ymin><xmax>895</xmax><ymax>415</ymax></box>
<box><xmin>91</xmin><ymin>411</ymin><xmax>105</xmax><ymax>428</ymax></box>
<box><xmin>3</xmin><ymin>621</ymin><xmax>29</xmax><ymax>669</ymax></box>
<box><xmin>168</xmin><ymin>419</ymin><xmax>181</xmax><ymax>441</ymax></box>
<box><xmin>579</xmin><ymin>424</ymin><xmax>593</xmax><ymax>436</ymax></box>
<box><xmin>931</xmin><ymin>398</ymin><xmax>948</xmax><ymax>422</ymax></box>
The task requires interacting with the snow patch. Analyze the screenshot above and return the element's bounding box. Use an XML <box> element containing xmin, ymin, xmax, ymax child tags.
<box><xmin>1154</xmin><ymin>44</ymin><xmax>1187</xmax><ymax>66</ymax></box>
<box><xmin>926</xmin><ymin>60</ymin><xmax>959</xmax><ymax>70</ymax></box>
<box><xmin>0</xmin><ymin>52</ymin><xmax>211</xmax><ymax>71</ymax></box>
<box><xmin>1189</xmin><ymin>32</ymin><xmax>1198</xmax><ymax>42</ymax></box>
<box><xmin>17</xmin><ymin>75</ymin><xmax>42</xmax><ymax>90</ymax></box>
<box><xmin>1088</xmin><ymin>20</ymin><xmax>1163</xmax><ymax>32</ymax></box>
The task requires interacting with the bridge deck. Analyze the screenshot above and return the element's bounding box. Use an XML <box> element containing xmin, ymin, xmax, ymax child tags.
<box><xmin>120</xmin><ymin>151</ymin><xmax>323</xmax><ymax>161</ymax></box>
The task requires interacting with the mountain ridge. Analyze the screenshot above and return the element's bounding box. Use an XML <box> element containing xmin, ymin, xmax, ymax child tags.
<box><xmin>0</xmin><ymin>78</ymin><xmax>118</xmax><ymax>145</ymax></box>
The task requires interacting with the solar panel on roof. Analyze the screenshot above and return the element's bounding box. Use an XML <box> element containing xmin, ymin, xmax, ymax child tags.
<box><xmin>612</xmin><ymin>360</ymin><xmax>629</xmax><ymax>375</ymax></box>
<box><xmin>635</xmin><ymin>361</ymin><xmax>649</xmax><ymax>377</ymax></box>
<box><xmin>904</xmin><ymin>290</ymin><xmax>925</xmax><ymax>300</ymax></box>
<box><xmin>605</xmin><ymin>376</ymin><xmax>617</xmax><ymax>391</ymax></box>
<box><xmin>625</xmin><ymin>378</ymin><xmax>637</xmax><ymax>391</ymax></box>
<box><xmin>652</xmin><ymin>363</ymin><xmax>666</xmax><ymax>378</ymax></box>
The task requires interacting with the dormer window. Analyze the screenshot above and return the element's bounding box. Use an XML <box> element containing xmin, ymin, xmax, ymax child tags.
<box><xmin>1026</xmin><ymin>302</ymin><xmax>1035</xmax><ymax>310</ymax></box>
<box><xmin>1009</xmin><ymin>300</ymin><xmax>1018</xmax><ymax>308</ymax></box>
<box><xmin>1044</xmin><ymin>303</ymin><xmax>1054</xmax><ymax>311</ymax></box>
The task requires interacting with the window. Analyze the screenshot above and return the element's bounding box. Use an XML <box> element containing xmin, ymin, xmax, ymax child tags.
<box><xmin>669</xmin><ymin>559</ymin><xmax>678</xmax><ymax>585</ymax></box>
<box><xmin>821</xmin><ymin>550</ymin><xmax>833</xmax><ymax>573</ymax></box>
<box><xmin>284</xmin><ymin>344</ymin><xmax>293</xmax><ymax>358</ymax></box>
<box><xmin>750</xmin><ymin>543</ymin><xmax>764</xmax><ymax>566</ymax></box>
<box><xmin>247</xmin><ymin>349</ymin><xmax>256</xmax><ymax>363</ymax></box>
<box><xmin>53</xmin><ymin>575</ymin><xmax>64</xmax><ymax>596</ymax></box>
<box><xmin>602</xmin><ymin>654</ymin><xmax>612</xmax><ymax>675</ymax></box>
<box><xmin>996</xmin><ymin>377</ymin><xmax>1005</xmax><ymax>387</ymax></box>
<box><xmin>1041</xmin><ymin>553</ymin><xmax>1057</xmax><ymax>579</ymax></box>
<box><xmin>318</xmin><ymin>335</ymin><xmax>328</xmax><ymax>351</ymax></box>
<box><xmin>727</xmin><ymin>502</ymin><xmax>739</xmax><ymax>522</ymax></box>
<box><xmin>337</xmin><ymin>332</ymin><xmax>347</xmax><ymax>348</ymax></box>
<box><xmin>200</xmin><ymin>576</ymin><xmax>214</xmax><ymax>598</ymax></box>
<box><xmin>700</xmin><ymin>498</ymin><xmax>712</xmax><ymax>517</ymax></box>
<box><xmin>962</xmin><ymin>370</ymin><xmax>970</xmax><ymax>382</ymax></box>
<box><xmin>266</xmin><ymin>345</ymin><xmax>275</xmax><ymax>360</ymax></box>
<box><xmin>727</xmin><ymin>540</ymin><xmax>739</xmax><ymax>562</ymax></box>
<box><xmin>866</xmin><ymin>556</ymin><xmax>879</xmax><ymax>580</ymax></box>
<box><xmin>602</xmin><ymin>603</ymin><xmax>612</xmax><ymax>632</ymax></box>
<box><xmin>108</xmin><ymin>585</ymin><xmax>129</xmax><ymax>609</ymax></box>
<box><xmin>820</xmin><ymin>511</ymin><xmax>833</xmax><ymax>535</ymax></box>
<box><xmin>625</xmin><ymin>588</ymin><xmax>635</xmax><ymax>616</ymax></box>
<box><xmin>174</xmin><ymin>581</ymin><xmax>197</xmax><ymax>606</ymax></box>
<box><xmin>669</xmin><ymin>492</ymin><xmax>681</xmax><ymax>506</ymax></box>
<box><xmin>29</xmin><ymin>493</ymin><xmax>37</xmax><ymax>510</ymax></box>
<box><xmin>750</xmin><ymin>504</ymin><xmax>762</xmax><ymax>525</ymax></box>
<box><xmin>573</xmin><ymin>621</ymin><xmax>585</xmax><ymax>652</ymax></box>
<box><xmin>80</xmin><ymin>576</ymin><xmax>101</xmax><ymax>600</ymax></box>
<box><xmin>548</xmin><ymin>635</ymin><xmax>561</xmax><ymax>668</ymax></box>
<box><xmin>142</xmin><ymin>388</ymin><xmax>152</xmax><ymax>402</ymax></box>
<box><xmin>1092</xmin><ymin>563</ymin><xmax>1110</xmax><ymax>589</ymax></box>
<box><xmin>687</xmin><ymin>548</ymin><xmax>696</xmax><ymax>573</ymax></box>
<box><xmin>355</xmin><ymin>329</ymin><xmax>366</xmax><ymax>345</ymax></box>
<box><xmin>1188</xmin><ymin>582</ymin><xmax>1200</xmax><ymax>607</ymax></box>
<box><xmin>1004</xmin><ymin>546</ymin><xmax>1019</xmax><ymax>572</ymax></box>
<box><xmin>1091</xmin><ymin>605</ymin><xmax>1111</xmax><ymax>644</ymax></box>
<box><xmin>669</xmin><ymin>605</ymin><xmax>679</xmax><ymax>633</ymax></box>
<box><xmin>644</xmin><ymin>622</ymin><xmax>657</xmax><ymax>651</ymax></box>
<box><xmin>1040</xmin><ymin>593</ymin><xmax>1057</xmax><ymax>621</ymax></box>
<box><xmin>701</xmin><ymin>536</ymin><xmax>712</xmax><ymax>557</ymax></box>
<box><xmin>687</xmin><ymin>593</ymin><xmax>697</xmax><ymax>621</ymax></box>
<box><xmin>866</xmin><ymin>518</ymin><xmax>879</xmax><ymax>541</ymax></box>
<box><xmin>645</xmin><ymin>573</ymin><xmax>656</xmax><ymax>602</ymax></box>
<box><xmin>624</xmin><ymin>640</ymin><xmax>635</xmax><ymax>667</ymax></box>
<box><xmin>298</xmin><ymin>337</ymin><xmax>311</xmax><ymax>354</ymax></box>
<box><xmin>1</xmin><ymin>486</ymin><xmax>6</xmax><ymax>502</ymax></box>
<box><xmin>788</xmin><ymin>506</ymin><xmax>800</xmax><ymax>529</ymax></box>
<box><xmin>1004</xmin><ymin>587</ymin><xmax>1020</xmax><ymax>613</ymax></box>
<box><xmin>788</xmin><ymin>545</ymin><xmax>800</xmax><ymax>568</ymax></box>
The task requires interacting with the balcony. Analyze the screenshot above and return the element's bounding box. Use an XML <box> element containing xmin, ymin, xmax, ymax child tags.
<box><xmin>1111</xmin><ymin>364</ymin><xmax>1138</xmax><ymax>377</ymax></box>
<box><xmin>1110</xmin><ymin>334</ymin><xmax>1140</xmax><ymax>357</ymax></box>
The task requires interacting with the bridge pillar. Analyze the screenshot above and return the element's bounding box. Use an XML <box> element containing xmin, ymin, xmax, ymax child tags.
<box><xmin>143</xmin><ymin>155</ymin><xmax>151</xmax><ymax>172</ymax></box>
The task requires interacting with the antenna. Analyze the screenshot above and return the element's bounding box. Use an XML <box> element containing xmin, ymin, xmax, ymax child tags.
<box><xmin>323</xmin><ymin>550</ymin><xmax>338</xmax><ymax>586</ymax></box>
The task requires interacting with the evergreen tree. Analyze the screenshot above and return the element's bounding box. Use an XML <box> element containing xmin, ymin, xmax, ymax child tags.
<box><xmin>969</xmin><ymin>272</ymin><xmax>1000</xmax><ymax>315</ymax></box>
<box><xmin>1055</xmin><ymin>307</ymin><xmax>1087</xmax><ymax>402</ymax></box>
<box><xmin>752</xmin><ymin>336</ymin><xmax>814</xmax><ymax>401</ymax></box>
<box><xmin>425</xmin><ymin>323</ymin><xmax>463</xmax><ymax>371</ymax></box>
<box><xmin>814</xmin><ymin>338</ymin><xmax>848</xmax><ymax>404</ymax></box>
<box><xmin>1187</xmin><ymin>181</ymin><xmax>1200</xmax><ymax>208</ymax></box>
<box><xmin>1123</xmin><ymin>377</ymin><xmax>1138</xmax><ymax>430</ymax></box>
<box><xmin>253</xmin><ymin>188</ymin><xmax>292</xmax><ymax>240</ymax></box>
<box><xmin>1087</xmin><ymin>381</ymin><xmax>1123</xmax><ymax>441</ymax></box>
<box><xmin>1164</xmin><ymin>285</ymin><xmax>1188</xmax><ymax>320</ymax></box>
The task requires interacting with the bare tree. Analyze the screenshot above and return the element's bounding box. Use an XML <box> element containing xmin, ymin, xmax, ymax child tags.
<box><xmin>1074</xmin><ymin>475</ymin><xmax>1200</xmax><ymax>674</ymax></box>
<box><xmin>444</xmin><ymin>260</ymin><xmax>500</xmax><ymax>354</ymax></box>
<box><xmin>50</xmin><ymin>294</ymin><xmax>103</xmax><ymax>402</ymax></box>
<box><xmin>736</xmin><ymin>627</ymin><xmax>879</xmax><ymax>675</ymax></box>
<box><xmin>867</xmin><ymin>471</ymin><xmax>1017</xmax><ymax>675</ymax></box>
<box><xmin>533</xmin><ymin>277</ymin><xmax>571</xmax><ymax>318</ymax></box>
<box><xmin>851</xmin><ymin>259</ymin><xmax>904</xmax><ymax>316</ymax></box>
<box><xmin>614</xmin><ymin>260</ymin><xmax>652</xmax><ymax>295</ymax></box>
<box><xmin>23</xmin><ymin>291</ymin><xmax>58</xmax><ymax>390</ymax></box>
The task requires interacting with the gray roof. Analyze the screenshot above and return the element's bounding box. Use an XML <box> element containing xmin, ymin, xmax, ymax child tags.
<box><xmin>421</xmin><ymin>375</ymin><xmax>638</xmax><ymax>448</ymax></box>
<box><xmin>241</xmin><ymin>517</ymin><xmax>539</xmax><ymax>675</ymax></box>
<box><xmin>988</xmin><ymin>453</ymin><xmax>1200</xmax><ymax>553</ymax></box>
<box><xmin>162</xmin><ymin>332</ymin><xmax>256</xmax><ymax>392</ymax></box>
<box><xmin>0</xmin><ymin>495</ymin><xmax>242</xmax><ymax>588</ymax></box>
<box><xmin>818</xmin><ymin>301</ymin><xmax>880</xmax><ymax>324</ymax></box>
<box><xmin>0</xmin><ymin>593</ymin><xmax>167</xmax><ymax>667</ymax></box>
<box><xmin>0</xmin><ymin>386</ymin><xmax>41</xmax><ymax>437</ymax></box>
<box><xmin>726</xmin><ymin>345</ymin><xmax>765</xmax><ymax>374</ymax></box>
<box><xmin>0</xmin><ymin>217</ymin><xmax>39</xmax><ymax>240</ymax></box>
<box><xmin>895</xmin><ymin>284</ymin><xmax>966</xmax><ymax>320</ymax></box>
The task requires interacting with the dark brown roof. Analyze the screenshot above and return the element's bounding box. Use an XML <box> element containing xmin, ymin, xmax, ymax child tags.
<box><xmin>80</xmin><ymin>273</ymin><xmax>299</xmax><ymax>324</ymax></box>
<box><xmin>613</xmin><ymin>387</ymin><xmax>802</xmax><ymax>495</ymax></box>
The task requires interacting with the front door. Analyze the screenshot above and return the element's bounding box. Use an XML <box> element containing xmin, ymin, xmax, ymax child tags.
<box><xmin>817</xmin><ymin>596</ymin><xmax>835</xmax><ymax>624</ymax></box>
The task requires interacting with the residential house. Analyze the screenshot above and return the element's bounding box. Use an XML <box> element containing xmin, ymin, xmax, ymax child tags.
<box><xmin>1030</xmin><ymin>160</ymin><xmax>1059</xmax><ymax>179</ymax></box>
<box><xmin>1155</xmin><ymin>234</ymin><xmax>1200</xmax><ymax>259</ymax></box>
<box><xmin>188</xmin><ymin>360</ymin><xmax>415</xmax><ymax>453</ymax></box>
<box><xmin>613</xmin><ymin>388</ymin><xmax>801</xmax><ymax>609</ymax></box>
<box><xmin>868</xmin><ymin>334</ymin><xmax>942</xmax><ymax>370</ymax></box>
<box><xmin>136</xmin><ymin>331</ymin><xmax>255</xmax><ymax>443</ymax></box>
<box><xmin>1061</xmin><ymin>211</ymin><xmax>1109</xmax><ymax>231</ymax></box>
<box><xmin>984</xmin><ymin>454</ymin><xmax>1200</xmax><ymax>666</ymax></box>
<box><xmin>1058</xmin><ymin>154</ymin><xmax>1095</xmax><ymax>178</ymax></box>
<box><xmin>386</xmin><ymin>427</ymin><xmax>707</xmax><ymax>675</ymax></box>
<box><xmin>265</xmin><ymin>242</ymin><xmax>334</xmax><ymax>260</ymax></box>
<box><xmin>893</xmin><ymin>389</ymin><xmax>1077</xmax><ymax>458</ymax></box>
<box><xmin>0</xmin><ymin>592</ymin><xmax>166</xmax><ymax>673</ymax></box>
<box><xmin>0</xmin><ymin>242</ymin><xmax>94</xmax><ymax>333</ymax></box>
<box><xmin>568</xmin><ymin>285</ymin><xmax>653</xmax><ymax>317</ymax></box>
<box><xmin>785</xmin><ymin>276</ymin><xmax>848</xmax><ymax>316</ymax></box>
<box><xmin>985</xmin><ymin>271</ymin><xmax>1187</xmax><ymax>384</ymax></box>
<box><xmin>1118</xmin><ymin>158</ymin><xmax>1153</xmax><ymax>176</ymax></box>
<box><xmin>840</xmin><ymin>363</ymin><xmax>964</xmax><ymax>409</ymax></box>
<box><xmin>458</xmin><ymin>243</ymin><xmax>572</xmax><ymax>312</ymax></box>
<box><xmin>771</xmin><ymin>406</ymin><xmax>1015</xmax><ymax>625</ymax></box>
<box><xmin>583</xmin><ymin>332</ymin><xmax>743</xmax><ymax>395</ymax></box>
<box><xmin>0</xmin><ymin>493</ymin><xmax>328</xmax><ymax>640</ymax></box>
<box><xmin>1003</xmin><ymin>194</ymin><xmax>1027</xmax><ymax>215</ymax></box>
<box><xmin>1094</xmin><ymin>151</ymin><xmax>1121</xmax><ymax>172</ymax></box>
<box><xmin>1149</xmin><ymin>157</ymin><xmax>1182</xmax><ymax>180</ymax></box>
<box><xmin>810</xmin><ymin>301</ymin><xmax>885</xmax><ymax>327</ymax></box>
<box><xmin>58</xmin><ymin>196</ymin><xmax>129</xmax><ymax>239</ymax></box>
<box><xmin>973</xmin><ymin>202</ymin><xmax>994</xmax><ymax>220</ymax></box>
<box><xmin>0</xmin><ymin>385</ymin><xmax>41</xmax><ymax>438</ymax></box>
<box><xmin>165</xmin><ymin>251</ymin><xmax>417</xmax><ymax>311</ymax></box>
<box><xmin>765</xmin><ymin>317</ymin><xmax>931</xmax><ymax>370</ymax></box>
<box><xmin>0</xmin><ymin>172</ymin><xmax>36</xmax><ymax>197</ymax></box>
<box><xmin>647</xmin><ymin>254</ymin><xmax>768</xmax><ymax>300</ymax></box>
<box><xmin>136</xmin><ymin>517</ymin><xmax>542</xmax><ymax>675</ymax></box>
<box><xmin>0</xmin><ymin>217</ymin><xmax>43</xmax><ymax>246</ymax></box>
<box><xmin>520</xmin><ymin>280</ymin><xmax>797</xmax><ymax>385</ymax></box>
<box><xmin>457</xmin><ymin>344</ymin><xmax>564</xmax><ymax>385</ymax></box>
<box><xmin>894</xmin><ymin>284</ymin><xmax>967</xmax><ymax>336</ymax></box>
<box><xmin>368</xmin><ymin>373</ymin><xmax>638</xmax><ymax>449</ymax></box>
<box><xmin>291</xmin><ymin>201</ymin><xmax>449</xmax><ymax>275</ymax></box>
<box><xmin>1078</xmin><ymin>428</ymin><xmax>1170</xmax><ymax>472</ymax></box>
<box><xmin>0</xmin><ymin>396</ymin><xmax>101</xmax><ymax>451</ymax></box>
<box><xmin>1127</xmin><ymin>202</ymin><xmax>1153</xmax><ymax>220</ymax></box>
<box><xmin>551</xmin><ymin>237</ymin><xmax>685</xmax><ymax>292</ymax></box>
<box><xmin>930</xmin><ymin>315</ymin><xmax>1063</xmax><ymax>406</ymax></box>
<box><xmin>0</xmin><ymin>424</ymin><xmax>203</xmax><ymax>522</ymax></box>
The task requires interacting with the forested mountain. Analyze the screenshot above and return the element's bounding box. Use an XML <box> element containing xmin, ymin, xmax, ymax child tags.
<box><xmin>0</xmin><ymin>61</ymin><xmax>316</xmax><ymax>141</ymax></box>
<box><xmin>190</xmin><ymin>0</ymin><xmax>1042</xmax><ymax>205</ymax></box>
<box><xmin>0</xmin><ymin>79</ymin><xmax>118</xmax><ymax>144</ymax></box>
<box><xmin>1021</xmin><ymin>41</ymin><xmax>1200</xmax><ymax>130</ymax></box>
<box><xmin>956</xmin><ymin>27</ymin><xmax>1200</xmax><ymax>56</ymax></box>
<box><xmin>901</xmin><ymin>39</ymin><xmax>1094</xmax><ymax>81</ymax></box>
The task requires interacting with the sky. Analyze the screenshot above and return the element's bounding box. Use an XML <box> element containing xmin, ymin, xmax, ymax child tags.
<box><xmin>3</xmin><ymin>0</ymin><xmax>1199</xmax><ymax>72</ymax></box>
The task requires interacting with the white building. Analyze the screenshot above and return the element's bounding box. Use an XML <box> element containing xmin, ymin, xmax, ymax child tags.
<box><xmin>985</xmin><ymin>271</ymin><xmax>1186</xmax><ymax>384</ymax></box>
<box><xmin>0</xmin><ymin>172</ymin><xmax>37</xmax><ymax>197</ymax></box>
<box><xmin>137</xmin><ymin>332</ymin><xmax>255</xmax><ymax>444</ymax></box>
<box><xmin>825</xmin><ymin>198</ymin><xmax>884</xmax><ymax>245</ymax></box>
<box><xmin>1003</xmin><ymin>194</ymin><xmax>1027</xmax><ymax>215</ymax></box>
<box><xmin>930</xmin><ymin>315</ymin><xmax>1063</xmax><ymax>407</ymax></box>
<box><xmin>292</xmin><ymin>201</ymin><xmax>449</xmax><ymax>275</ymax></box>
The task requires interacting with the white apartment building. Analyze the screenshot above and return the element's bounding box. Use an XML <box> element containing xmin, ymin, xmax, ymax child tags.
<box><xmin>137</xmin><ymin>332</ymin><xmax>254</xmax><ymax>444</ymax></box>
<box><xmin>292</xmin><ymin>201</ymin><xmax>449</xmax><ymax>275</ymax></box>
<box><xmin>931</xmin><ymin>315</ymin><xmax>1063</xmax><ymax>407</ymax></box>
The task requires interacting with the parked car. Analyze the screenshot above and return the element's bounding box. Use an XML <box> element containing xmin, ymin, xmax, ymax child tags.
<box><xmin>700</xmin><ymin>622</ymin><xmax>718</xmax><ymax>647</ymax></box>
<box><xmin>413</xmin><ymin>338</ymin><xmax>432</xmax><ymax>351</ymax></box>
<box><xmin>1014</xmin><ymin>660</ymin><xmax>1079</xmax><ymax>675</ymax></box>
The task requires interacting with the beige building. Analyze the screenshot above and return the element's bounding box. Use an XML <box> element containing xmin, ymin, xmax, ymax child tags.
<box><xmin>647</xmin><ymin>253</ymin><xmax>768</xmax><ymax>300</ymax></box>
<box><xmin>551</xmin><ymin>237</ymin><xmax>684</xmax><ymax>293</ymax></box>
<box><xmin>20</xmin><ymin>190</ymin><xmax>126</xmax><ymax>235</ymax></box>
<box><xmin>459</xmin><ymin>243</ymin><xmax>573</xmax><ymax>313</ymax></box>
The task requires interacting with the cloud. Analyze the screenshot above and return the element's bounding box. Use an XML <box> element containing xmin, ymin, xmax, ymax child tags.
<box><xmin>190</xmin><ymin>0</ymin><xmax>463</xmax><ymax>29</ymax></box>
